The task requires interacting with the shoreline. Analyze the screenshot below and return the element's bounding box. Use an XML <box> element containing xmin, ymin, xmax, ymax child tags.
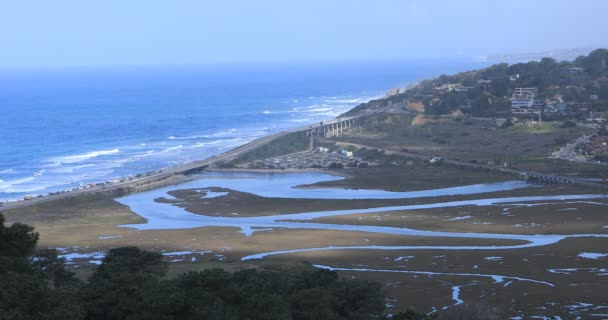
<box><xmin>0</xmin><ymin>118</ymin><xmax>354</xmax><ymax>212</ymax></box>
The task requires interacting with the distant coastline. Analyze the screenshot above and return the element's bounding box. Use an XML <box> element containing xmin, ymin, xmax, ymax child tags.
<box><xmin>0</xmin><ymin>60</ymin><xmax>489</xmax><ymax>202</ymax></box>
<box><xmin>0</xmin><ymin>116</ymin><xmax>353</xmax><ymax>210</ymax></box>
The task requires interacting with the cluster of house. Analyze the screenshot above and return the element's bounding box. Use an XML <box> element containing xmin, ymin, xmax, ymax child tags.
<box><xmin>582</xmin><ymin>133</ymin><xmax>608</xmax><ymax>161</ymax></box>
<box><xmin>510</xmin><ymin>88</ymin><xmax>542</xmax><ymax>115</ymax></box>
<box><xmin>510</xmin><ymin>87</ymin><xmax>604</xmax><ymax>121</ymax></box>
<box><xmin>430</xmin><ymin>78</ymin><xmax>604</xmax><ymax>121</ymax></box>
<box><xmin>432</xmin><ymin>79</ymin><xmax>492</xmax><ymax>95</ymax></box>
<box><xmin>318</xmin><ymin>147</ymin><xmax>353</xmax><ymax>157</ymax></box>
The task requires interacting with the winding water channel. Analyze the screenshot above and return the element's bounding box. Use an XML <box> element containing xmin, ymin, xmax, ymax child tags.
<box><xmin>117</xmin><ymin>172</ymin><xmax>608</xmax><ymax>247</ymax></box>
<box><xmin>115</xmin><ymin>171</ymin><xmax>608</xmax><ymax>314</ymax></box>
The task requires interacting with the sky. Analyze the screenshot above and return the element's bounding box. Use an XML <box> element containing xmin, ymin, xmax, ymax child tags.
<box><xmin>1</xmin><ymin>0</ymin><xmax>607</xmax><ymax>68</ymax></box>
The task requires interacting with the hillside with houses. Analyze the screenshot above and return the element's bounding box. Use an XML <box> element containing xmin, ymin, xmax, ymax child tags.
<box><xmin>341</xmin><ymin>49</ymin><xmax>608</xmax><ymax>164</ymax></box>
<box><xmin>344</xmin><ymin>49</ymin><xmax>608</xmax><ymax>121</ymax></box>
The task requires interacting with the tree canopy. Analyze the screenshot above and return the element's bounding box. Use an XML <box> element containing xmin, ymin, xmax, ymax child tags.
<box><xmin>343</xmin><ymin>49</ymin><xmax>608</xmax><ymax>117</ymax></box>
<box><xmin>0</xmin><ymin>213</ymin><xmax>433</xmax><ymax>320</ymax></box>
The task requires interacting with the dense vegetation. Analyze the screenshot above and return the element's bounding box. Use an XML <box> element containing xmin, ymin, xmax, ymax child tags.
<box><xmin>0</xmin><ymin>213</ymin><xmax>436</xmax><ymax>320</ymax></box>
<box><xmin>344</xmin><ymin>49</ymin><xmax>608</xmax><ymax>117</ymax></box>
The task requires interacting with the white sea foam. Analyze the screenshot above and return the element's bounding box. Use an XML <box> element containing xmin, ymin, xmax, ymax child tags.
<box><xmin>193</xmin><ymin>140</ymin><xmax>230</xmax><ymax>148</ymax></box>
<box><xmin>307</xmin><ymin>107</ymin><xmax>332</xmax><ymax>112</ymax></box>
<box><xmin>0</xmin><ymin>177</ymin><xmax>36</xmax><ymax>190</ymax></box>
<box><xmin>51</xmin><ymin>164</ymin><xmax>96</xmax><ymax>173</ymax></box>
<box><xmin>326</xmin><ymin>98</ymin><xmax>369</xmax><ymax>104</ymax></box>
<box><xmin>33</xmin><ymin>170</ymin><xmax>45</xmax><ymax>177</ymax></box>
<box><xmin>160</xmin><ymin>145</ymin><xmax>183</xmax><ymax>153</ymax></box>
<box><xmin>43</xmin><ymin>162</ymin><xmax>62</xmax><ymax>168</ymax></box>
<box><xmin>124</xmin><ymin>149</ymin><xmax>156</xmax><ymax>161</ymax></box>
<box><xmin>287</xmin><ymin>118</ymin><xmax>315</xmax><ymax>123</ymax></box>
<box><xmin>0</xmin><ymin>168</ymin><xmax>16</xmax><ymax>174</ymax></box>
<box><xmin>51</xmin><ymin>148</ymin><xmax>120</xmax><ymax>164</ymax></box>
<box><xmin>166</xmin><ymin>129</ymin><xmax>238</xmax><ymax>140</ymax></box>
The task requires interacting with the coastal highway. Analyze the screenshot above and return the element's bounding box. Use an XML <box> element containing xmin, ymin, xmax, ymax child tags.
<box><xmin>0</xmin><ymin>117</ymin><xmax>358</xmax><ymax>212</ymax></box>
<box><xmin>0</xmin><ymin>128</ymin><xmax>289</xmax><ymax>211</ymax></box>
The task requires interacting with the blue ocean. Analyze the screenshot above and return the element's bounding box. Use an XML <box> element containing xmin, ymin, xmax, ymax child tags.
<box><xmin>0</xmin><ymin>60</ymin><xmax>486</xmax><ymax>201</ymax></box>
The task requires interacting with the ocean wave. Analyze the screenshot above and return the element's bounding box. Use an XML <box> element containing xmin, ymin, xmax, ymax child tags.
<box><xmin>0</xmin><ymin>177</ymin><xmax>36</xmax><ymax>190</ymax></box>
<box><xmin>306</xmin><ymin>107</ymin><xmax>332</xmax><ymax>112</ymax></box>
<box><xmin>166</xmin><ymin>129</ymin><xmax>238</xmax><ymax>140</ymax></box>
<box><xmin>160</xmin><ymin>145</ymin><xmax>183</xmax><ymax>153</ymax></box>
<box><xmin>305</xmin><ymin>103</ymin><xmax>327</xmax><ymax>108</ymax></box>
<box><xmin>193</xmin><ymin>137</ymin><xmax>244</xmax><ymax>148</ymax></box>
<box><xmin>0</xmin><ymin>168</ymin><xmax>16</xmax><ymax>174</ymax></box>
<box><xmin>325</xmin><ymin>98</ymin><xmax>367</xmax><ymax>104</ymax></box>
<box><xmin>320</xmin><ymin>112</ymin><xmax>340</xmax><ymax>117</ymax></box>
<box><xmin>32</xmin><ymin>170</ymin><xmax>46</xmax><ymax>177</ymax></box>
<box><xmin>128</xmin><ymin>149</ymin><xmax>156</xmax><ymax>160</ymax></box>
<box><xmin>2</xmin><ymin>168</ymin><xmax>116</xmax><ymax>194</ymax></box>
<box><xmin>287</xmin><ymin>118</ymin><xmax>315</xmax><ymax>123</ymax></box>
<box><xmin>265</xmin><ymin>110</ymin><xmax>295</xmax><ymax>114</ymax></box>
<box><xmin>51</xmin><ymin>148</ymin><xmax>120</xmax><ymax>164</ymax></box>
<box><xmin>51</xmin><ymin>164</ymin><xmax>96</xmax><ymax>173</ymax></box>
<box><xmin>43</xmin><ymin>162</ymin><xmax>62</xmax><ymax>168</ymax></box>
<box><xmin>192</xmin><ymin>140</ymin><xmax>224</xmax><ymax>148</ymax></box>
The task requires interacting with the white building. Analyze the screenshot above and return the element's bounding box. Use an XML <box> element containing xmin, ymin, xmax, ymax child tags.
<box><xmin>511</xmin><ymin>88</ymin><xmax>539</xmax><ymax>115</ymax></box>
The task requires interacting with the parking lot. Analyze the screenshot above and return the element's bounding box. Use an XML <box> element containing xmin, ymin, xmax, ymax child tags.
<box><xmin>242</xmin><ymin>150</ymin><xmax>370</xmax><ymax>169</ymax></box>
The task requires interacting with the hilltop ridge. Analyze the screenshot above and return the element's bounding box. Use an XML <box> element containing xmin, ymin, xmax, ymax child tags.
<box><xmin>343</xmin><ymin>49</ymin><xmax>608</xmax><ymax>118</ymax></box>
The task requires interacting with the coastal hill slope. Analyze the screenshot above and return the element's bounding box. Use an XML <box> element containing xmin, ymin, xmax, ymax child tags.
<box><xmin>226</xmin><ymin>49</ymin><xmax>608</xmax><ymax>186</ymax></box>
<box><xmin>343</xmin><ymin>49</ymin><xmax>608</xmax><ymax>118</ymax></box>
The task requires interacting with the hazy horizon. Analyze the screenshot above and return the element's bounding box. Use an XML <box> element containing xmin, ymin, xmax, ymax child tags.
<box><xmin>1</xmin><ymin>0</ymin><xmax>607</xmax><ymax>68</ymax></box>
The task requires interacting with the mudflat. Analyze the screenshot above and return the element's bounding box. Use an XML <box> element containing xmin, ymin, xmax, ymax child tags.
<box><xmin>4</xmin><ymin>169</ymin><xmax>608</xmax><ymax>318</ymax></box>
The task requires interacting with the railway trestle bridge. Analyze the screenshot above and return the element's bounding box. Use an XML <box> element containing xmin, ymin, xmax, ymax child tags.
<box><xmin>306</xmin><ymin>117</ymin><xmax>357</xmax><ymax>138</ymax></box>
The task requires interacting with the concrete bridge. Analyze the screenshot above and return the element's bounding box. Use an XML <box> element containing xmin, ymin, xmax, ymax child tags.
<box><xmin>306</xmin><ymin>117</ymin><xmax>357</xmax><ymax>138</ymax></box>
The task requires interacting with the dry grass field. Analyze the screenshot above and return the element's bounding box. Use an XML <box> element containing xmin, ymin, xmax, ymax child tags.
<box><xmin>334</xmin><ymin>113</ymin><xmax>607</xmax><ymax>177</ymax></box>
